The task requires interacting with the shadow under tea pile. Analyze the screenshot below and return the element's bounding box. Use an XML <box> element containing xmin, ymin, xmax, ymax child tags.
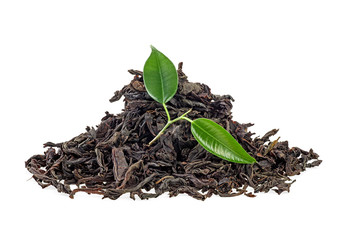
<box><xmin>25</xmin><ymin>63</ymin><xmax>322</xmax><ymax>200</ymax></box>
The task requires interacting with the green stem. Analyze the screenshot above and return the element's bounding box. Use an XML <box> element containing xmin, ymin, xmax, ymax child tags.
<box><xmin>162</xmin><ymin>103</ymin><xmax>171</xmax><ymax>122</ymax></box>
<box><xmin>148</xmin><ymin>108</ymin><xmax>193</xmax><ymax>146</ymax></box>
<box><xmin>180</xmin><ymin>116</ymin><xmax>193</xmax><ymax>123</ymax></box>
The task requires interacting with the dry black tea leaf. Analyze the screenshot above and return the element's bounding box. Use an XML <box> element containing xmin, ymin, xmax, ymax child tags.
<box><xmin>25</xmin><ymin>63</ymin><xmax>322</xmax><ymax>200</ymax></box>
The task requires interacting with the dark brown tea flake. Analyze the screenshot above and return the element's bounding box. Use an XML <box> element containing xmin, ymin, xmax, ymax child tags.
<box><xmin>25</xmin><ymin>63</ymin><xmax>322</xmax><ymax>200</ymax></box>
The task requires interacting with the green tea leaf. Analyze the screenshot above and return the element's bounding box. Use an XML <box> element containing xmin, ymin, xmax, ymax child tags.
<box><xmin>143</xmin><ymin>46</ymin><xmax>178</xmax><ymax>104</ymax></box>
<box><xmin>191</xmin><ymin>118</ymin><xmax>256</xmax><ymax>164</ymax></box>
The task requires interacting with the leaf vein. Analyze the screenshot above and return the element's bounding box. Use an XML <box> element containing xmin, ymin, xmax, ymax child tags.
<box><xmin>154</xmin><ymin>52</ymin><xmax>165</xmax><ymax>102</ymax></box>
<box><xmin>193</xmin><ymin>121</ymin><xmax>243</xmax><ymax>158</ymax></box>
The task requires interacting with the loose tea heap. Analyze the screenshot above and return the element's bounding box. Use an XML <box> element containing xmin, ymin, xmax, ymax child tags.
<box><xmin>25</xmin><ymin>63</ymin><xmax>322</xmax><ymax>200</ymax></box>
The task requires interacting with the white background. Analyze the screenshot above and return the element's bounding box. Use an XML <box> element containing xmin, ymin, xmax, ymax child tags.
<box><xmin>1</xmin><ymin>1</ymin><xmax>342</xmax><ymax>239</ymax></box>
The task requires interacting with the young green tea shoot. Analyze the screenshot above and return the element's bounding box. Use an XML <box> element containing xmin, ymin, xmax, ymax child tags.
<box><xmin>143</xmin><ymin>46</ymin><xmax>256</xmax><ymax>164</ymax></box>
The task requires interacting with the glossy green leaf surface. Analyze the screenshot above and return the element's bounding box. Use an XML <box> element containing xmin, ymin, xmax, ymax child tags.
<box><xmin>143</xmin><ymin>46</ymin><xmax>178</xmax><ymax>104</ymax></box>
<box><xmin>191</xmin><ymin>118</ymin><xmax>256</xmax><ymax>164</ymax></box>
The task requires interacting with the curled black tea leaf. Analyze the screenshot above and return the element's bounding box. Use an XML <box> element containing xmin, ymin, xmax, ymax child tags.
<box><xmin>25</xmin><ymin>63</ymin><xmax>322</xmax><ymax>200</ymax></box>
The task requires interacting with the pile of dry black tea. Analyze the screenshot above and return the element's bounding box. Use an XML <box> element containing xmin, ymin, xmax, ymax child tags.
<box><xmin>25</xmin><ymin>63</ymin><xmax>322</xmax><ymax>200</ymax></box>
